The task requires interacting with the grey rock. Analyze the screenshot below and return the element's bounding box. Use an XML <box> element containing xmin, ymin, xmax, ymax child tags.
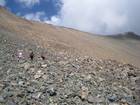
<box><xmin>108</xmin><ymin>96</ymin><xmax>117</xmax><ymax>102</ymax></box>
<box><xmin>0</xmin><ymin>67</ymin><xmax>3</xmax><ymax>70</ymax></box>
<box><xmin>26</xmin><ymin>94</ymin><xmax>32</xmax><ymax>99</ymax></box>
<box><xmin>32</xmin><ymin>92</ymin><xmax>42</xmax><ymax>99</ymax></box>
<box><xmin>80</xmin><ymin>87</ymin><xmax>89</xmax><ymax>101</ymax></box>
<box><xmin>47</xmin><ymin>87</ymin><xmax>57</xmax><ymax>96</ymax></box>
<box><xmin>16</xmin><ymin>93</ymin><xmax>25</xmax><ymax>98</ymax></box>
<box><xmin>27</xmin><ymin>86</ymin><xmax>34</xmax><ymax>93</ymax></box>
<box><xmin>5</xmin><ymin>86</ymin><xmax>14</xmax><ymax>91</ymax></box>
<box><xmin>6</xmin><ymin>100</ymin><xmax>17</xmax><ymax>105</ymax></box>
<box><xmin>0</xmin><ymin>96</ymin><xmax>5</xmax><ymax>102</ymax></box>
<box><xmin>3</xmin><ymin>93</ymin><xmax>13</xmax><ymax>99</ymax></box>
<box><xmin>18</xmin><ymin>81</ymin><xmax>24</xmax><ymax>86</ymax></box>
<box><xmin>88</xmin><ymin>96</ymin><xmax>94</xmax><ymax>103</ymax></box>
<box><xmin>109</xmin><ymin>103</ymin><xmax>119</xmax><ymax>105</ymax></box>
<box><xmin>127</xmin><ymin>72</ymin><xmax>136</xmax><ymax>77</ymax></box>
<box><xmin>0</xmin><ymin>84</ymin><xmax>4</xmax><ymax>92</ymax></box>
<box><xmin>96</xmin><ymin>97</ymin><xmax>105</xmax><ymax>104</ymax></box>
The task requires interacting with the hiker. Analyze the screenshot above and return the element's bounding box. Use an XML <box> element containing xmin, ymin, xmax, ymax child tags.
<box><xmin>41</xmin><ymin>53</ymin><xmax>45</xmax><ymax>60</ymax></box>
<box><xmin>30</xmin><ymin>51</ymin><xmax>34</xmax><ymax>61</ymax></box>
<box><xmin>18</xmin><ymin>52</ymin><xmax>23</xmax><ymax>59</ymax></box>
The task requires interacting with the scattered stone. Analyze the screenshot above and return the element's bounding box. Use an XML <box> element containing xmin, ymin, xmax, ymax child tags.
<box><xmin>121</xmin><ymin>99</ymin><xmax>131</xmax><ymax>105</ymax></box>
<box><xmin>32</xmin><ymin>92</ymin><xmax>42</xmax><ymax>99</ymax></box>
<box><xmin>23</xmin><ymin>63</ymin><xmax>30</xmax><ymax>70</ymax></box>
<box><xmin>34</xmin><ymin>74</ymin><xmax>41</xmax><ymax>79</ymax></box>
<box><xmin>88</xmin><ymin>96</ymin><xmax>94</xmax><ymax>103</ymax></box>
<box><xmin>80</xmin><ymin>87</ymin><xmax>89</xmax><ymax>101</ymax></box>
<box><xmin>85</xmin><ymin>74</ymin><xmax>92</xmax><ymax>81</ymax></box>
<box><xmin>127</xmin><ymin>71</ymin><xmax>136</xmax><ymax>77</ymax></box>
<box><xmin>25</xmin><ymin>82</ymin><xmax>30</xmax><ymax>86</ymax></box>
<box><xmin>6</xmin><ymin>100</ymin><xmax>16</xmax><ymax>105</ymax></box>
<box><xmin>29</xmin><ymin>68</ymin><xmax>35</xmax><ymax>73</ymax></box>
<box><xmin>18</xmin><ymin>81</ymin><xmax>24</xmax><ymax>86</ymax></box>
<box><xmin>0</xmin><ymin>32</ymin><xmax>139</xmax><ymax>105</ymax></box>
<box><xmin>47</xmin><ymin>87</ymin><xmax>57</xmax><ymax>96</ymax></box>
<box><xmin>42</xmin><ymin>75</ymin><xmax>48</xmax><ymax>80</ymax></box>
<box><xmin>27</xmin><ymin>86</ymin><xmax>34</xmax><ymax>93</ymax></box>
<box><xmin>109</xmin><ymin>103</ymin><xmax>119</xmax><ymax>105</ymax></box>
<box><xmin>10</xmin><ymin>81</ymin><xmax>17</xmax><ymax>86</ymax></box>
<box><xmin>0</xmin><ymin>96</ymin><xmax>5</xmax><ymax>102</ymax></box>
<box><xmin>0</xmin><ymin>84</ymin><xmax>4</xmax><ymax>91</ymax></box>
<box><xmin>108</xmin><ymin>96</ymin><xmax>117</xmax><ymax>102</ymax></box>
<box><xmin>41</xmin><ymin>64</ymin><xmax>47</xmax><ymax>68</ymax></box>
<box><xmin>16</xmin><ymin>93</ymin><xmax>25</xmax><ymax>98</ymax></box>
<box><xmin>0</xmin><ymin>67</ymin><xmax>3</xmax><ymax>70</ymax></box>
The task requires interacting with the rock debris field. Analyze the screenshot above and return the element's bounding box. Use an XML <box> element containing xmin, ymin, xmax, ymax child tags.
<box><xmin>0</xmin><ymin>31</ymin><xmax>140</xmax><ymax>105</ymax></box>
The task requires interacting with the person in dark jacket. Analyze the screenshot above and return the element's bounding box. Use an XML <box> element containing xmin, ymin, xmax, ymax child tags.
<box><xmin>41</xmin><ymin>53</ymin><xmax>45</xmax><ymax>60</ymax></box>
<box><xmin>30</xmin><ymin>51</ymin><xmax>34</xmax><ymax>61</ymax></box>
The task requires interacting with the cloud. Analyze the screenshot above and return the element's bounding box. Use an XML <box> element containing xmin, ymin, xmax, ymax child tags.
<box><xmin>0</xmin><ymin>0</ymin><xmax>6</xmax><ymax>6</ymax></box>
<box><xmin>19</xmin><ymin>0</ymin><xmax>140</xmax><ymax>35</ymax></box>
<box><xmin>15</xmin><ymin>0</ymin><xmax>40</xmax><ymax>7</ymax></box>
<box><xmin>23</xmin><ymin>11</ymin><xmax>60</xmax><ymax>25</ymax></box>
<box><xmin>55</xmin><ymin>0</ymin><xmax>140</xmax><ymax>35</ymax></box>
<box><xmin>23</xmin><ymin>11</ymin><xmax>48</xmax><ymax>22</ymax></box>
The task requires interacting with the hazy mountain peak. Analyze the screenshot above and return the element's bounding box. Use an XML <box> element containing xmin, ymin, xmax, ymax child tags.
<box><xmin>123</xmin><ymin>32</ymin><xmax>140</xmax><ymax>39</ymax></box>
<box><xmin>107</xmin><ymin>32</ymin><xmax>140</xmax><ymax>40</ymax></box>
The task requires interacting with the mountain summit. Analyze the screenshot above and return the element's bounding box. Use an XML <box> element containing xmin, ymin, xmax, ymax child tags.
<box><xmin>123</xmin><ymin>32</ymin><xmax>140</xmax><ymax>39</ymax></box>
<box><xmin>0</xmin><ymin>6</ymin><xmax>140</xmax><ymax>68</ymax></box>
<box><xmin>107</xmin><ymin>32</ymin><xmax>140</xmax><ymax>40</ymax></box>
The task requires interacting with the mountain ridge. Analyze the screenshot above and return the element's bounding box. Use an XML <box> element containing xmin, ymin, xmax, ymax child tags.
<box><xmin>106</xmin><ymin>32</ymin><xmax>140</xmax><ymax>40</ymax></box>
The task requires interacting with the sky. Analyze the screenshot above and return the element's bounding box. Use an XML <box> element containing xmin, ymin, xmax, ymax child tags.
<box><xmin>0</xmin><ymin>0</ymin><xmax>140</xmax><ymax>35</ymax></box>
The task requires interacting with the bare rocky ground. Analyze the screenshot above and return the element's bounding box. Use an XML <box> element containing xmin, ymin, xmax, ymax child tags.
<box><xmin>0</xmin><ymin>31</ymin><xmax>140</xmax><ymax>105</ymax></box>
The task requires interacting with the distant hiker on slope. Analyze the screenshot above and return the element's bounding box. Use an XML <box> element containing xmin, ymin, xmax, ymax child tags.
<box><xmin>18</xmin><ymin>52</ymin><xmax>23</xmax><ymax>59</ymax></box>
<box><xmin>30</xmin><ymin>51</ymin><xmax>34</xmax><ymax>61</ymax></box>
<box><xmin>41</xmin><ymin>53</ymin><xmax>45</xmax><ymax>60</ymax></box>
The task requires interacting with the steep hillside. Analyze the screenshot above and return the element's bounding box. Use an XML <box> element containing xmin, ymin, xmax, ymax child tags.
<box><xmin>0</xmin><ymin>6</ymin><xmax>140</xmax><ymax>68</ymax></box>
<box><xmin>0</xmin><ymin>29</ymin><xmax>140</xmax><ymax>105</ymax></box>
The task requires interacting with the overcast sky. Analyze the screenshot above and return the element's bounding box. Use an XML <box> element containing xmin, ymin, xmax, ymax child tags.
<box><xmin>1</xmin><ymin>0</ymin><xmax>140</xmax><ymax>35</ymax></box>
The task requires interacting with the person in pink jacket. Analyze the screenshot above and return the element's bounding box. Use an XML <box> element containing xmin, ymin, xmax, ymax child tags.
<box><xmin>18</xmin><ymin>52</ymin><xmax>23</xmax><ymax>59</ymax></box>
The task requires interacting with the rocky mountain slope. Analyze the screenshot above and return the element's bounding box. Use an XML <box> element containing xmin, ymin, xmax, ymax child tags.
<box><xmin>0</xmin><ymin>30</ymin><xmax>140</xmax><ymax>104</ymax></box>
<box><xmin>0</xmin><ymin>6</ymin><xmax>140</xmax><ymax>68</ymax></box>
